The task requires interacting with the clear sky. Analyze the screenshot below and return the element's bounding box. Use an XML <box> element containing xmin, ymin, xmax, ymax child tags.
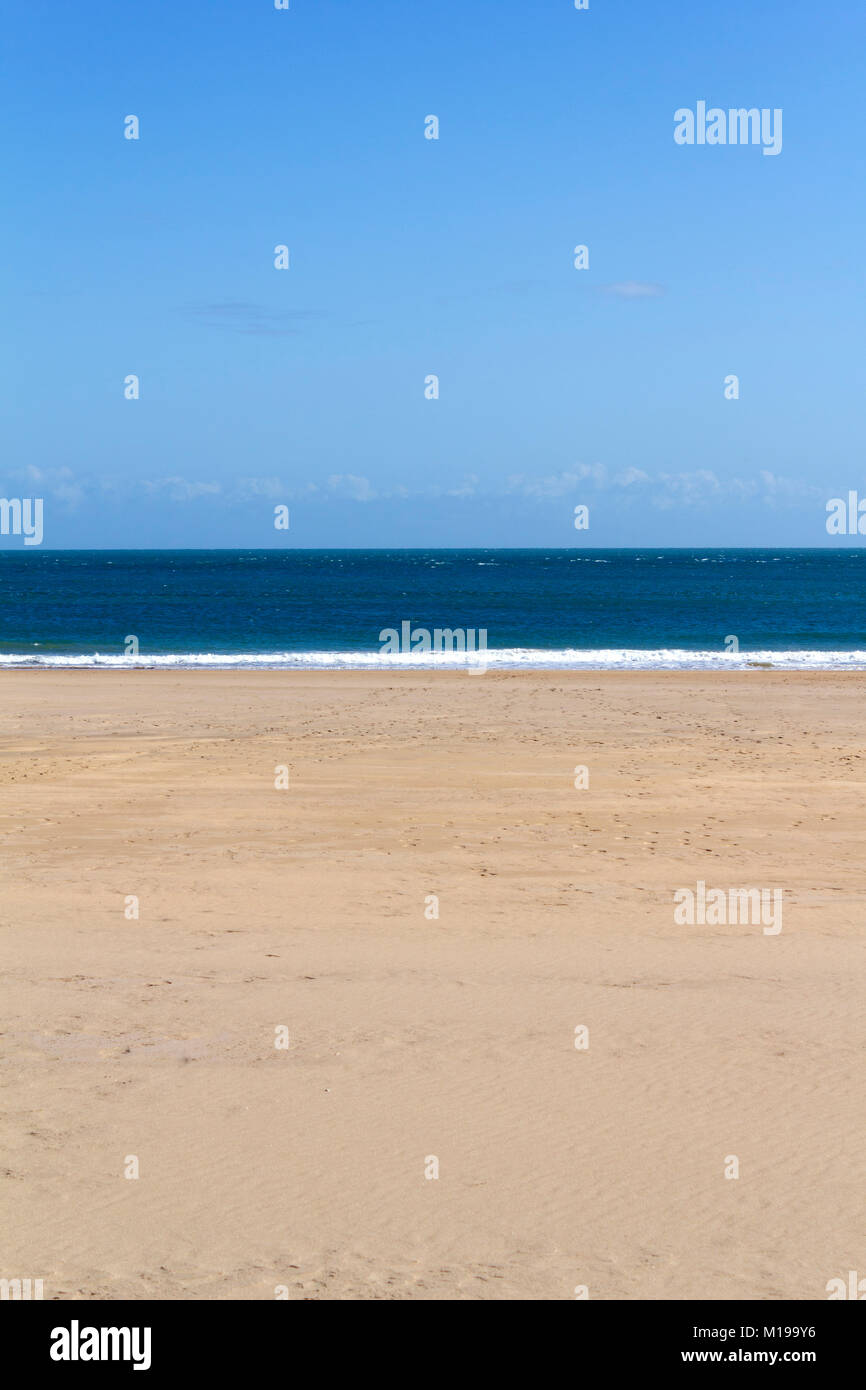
<box><xmin>3</xmin><ymin>0</ymin><xmax>865</xmax><ymax>547</ymax></box>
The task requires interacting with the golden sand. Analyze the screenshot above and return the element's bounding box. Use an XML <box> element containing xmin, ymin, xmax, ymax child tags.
<box><xmin>2</xmin><ymin>671</ymin><xmax>863</xmax><ymax>1299</ymax></box>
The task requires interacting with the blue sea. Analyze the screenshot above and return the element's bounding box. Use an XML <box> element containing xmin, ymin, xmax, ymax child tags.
<box><xmin>2</xmin><ymin>549</ymin><xmax>866</xmax><ymax>669</ymax></box>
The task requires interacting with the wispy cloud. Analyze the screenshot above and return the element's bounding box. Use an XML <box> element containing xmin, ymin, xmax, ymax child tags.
<box><xmin>506</xmin><ymin>465</ymin><xmax>607</xmax><ymax>498</ymax></box>
<box><xmin>179</xmin><ymin>302</ymin><xmax>325</xmax><ymax>336</ymax></box>
<box><xmin>326</xmin><ymin>474</ymin><xmax>377</xmax><ymax>502</ymax></box>
<box><xmin>1</xmin><ymin>466</ymin><xmax>86</xmax><ymax>509</ymax></box>
<box><xmin>446</xmin><ymin>474</ymin><xmax>480</xmax><ymax>498</ymax></box>
<box><xmin>0</xmin><ymin>465</ymin><xmax>825</xmax><ymax>516</ymax></box>
<box><xmin>757</xmin><ymin>470</ymin><xmax>823</xmax><ymax>505</ymax></box>
<box><xmin>599</xmin><ymin>281</ymin><xmax>665</xmax><ymax>299</ymax></box>
<box><xmin>141</xmin><ymin>477</ymin><xmax>222</xmax><ymax>501</ymax></box>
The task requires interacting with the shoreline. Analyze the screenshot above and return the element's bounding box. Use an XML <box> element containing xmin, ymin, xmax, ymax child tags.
<box><xmin>4</xmin><ymin>651</ymin><xmax>866</xmax><ymax>671</ymax></box>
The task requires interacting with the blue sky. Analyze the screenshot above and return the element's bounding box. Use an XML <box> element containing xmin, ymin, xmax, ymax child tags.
<box><xmin>3</xmin><ymin>0</ymin><xmax>865</xmax><ymax>547</ymax></box>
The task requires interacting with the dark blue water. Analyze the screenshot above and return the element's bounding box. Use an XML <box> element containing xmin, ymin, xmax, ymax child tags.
<box><xmin>1</xmin><ymin>549</ymin><xmax>865</xmax><ymax>667</ymax></box>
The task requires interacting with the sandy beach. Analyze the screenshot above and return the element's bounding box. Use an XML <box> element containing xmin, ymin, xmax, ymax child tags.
<box><xmin>2</xmin><ymin>670</ymin><xmax>864</xmax><ymax>1300</ymax></box>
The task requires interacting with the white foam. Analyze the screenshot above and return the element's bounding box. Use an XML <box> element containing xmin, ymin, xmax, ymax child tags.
<box><xmin>2</xmin><ymin>649</ymin><xmax>866</xmax><ymax>671</ymax></box>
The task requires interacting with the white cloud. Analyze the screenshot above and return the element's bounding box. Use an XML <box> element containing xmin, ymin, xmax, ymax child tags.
<box><xmin>506</xmin><ymin>465</ymin><xmax>607</xmax><ymax>498</ymax></box>
<box><xmin>758</xmin><ymin>471</ymin><xmax>823</xmax><ymax>503</ymax></box>
<box><xmin>326</xmin><ymin>474</ymin><xmax>377</xmax><ymax>501</ymax></box>
<box><xmin>653</xmin><ymin>469</ymin><xmax>722</xmax><ymax>508</ymax></box>
<box><xmin>141</xmin><ymin>477</ymin><xmax>222</xmax><ymax>501</ymax></box>
<box><xmin>614</xmin><ymin>467</ymin><xmax>651</xmax><ymax>487</ymax></box>
<box><xmin>600</xmin><ymin>282</ymin><xmax>665</xmax><ymax>299</ymax></box>
<box><xmin>0</xmin><ymin>463</ymin><xmax>823</xmax><ymax>517</ymax></box>
<box><xmin>2</xmin><ymin>465</ymin><xmax>85</xmax><ymax>509</ymax></box>
<box><xmin>446</xmin><ymin>474</ymin><xmax>479</xmax><ymax>497</ymax></box>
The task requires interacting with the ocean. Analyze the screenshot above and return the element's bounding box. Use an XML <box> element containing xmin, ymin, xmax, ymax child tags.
<box><xmin>2</xmin><ymin>548</ymin><xmax>866</xmax><ymax>669</ymax></box>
